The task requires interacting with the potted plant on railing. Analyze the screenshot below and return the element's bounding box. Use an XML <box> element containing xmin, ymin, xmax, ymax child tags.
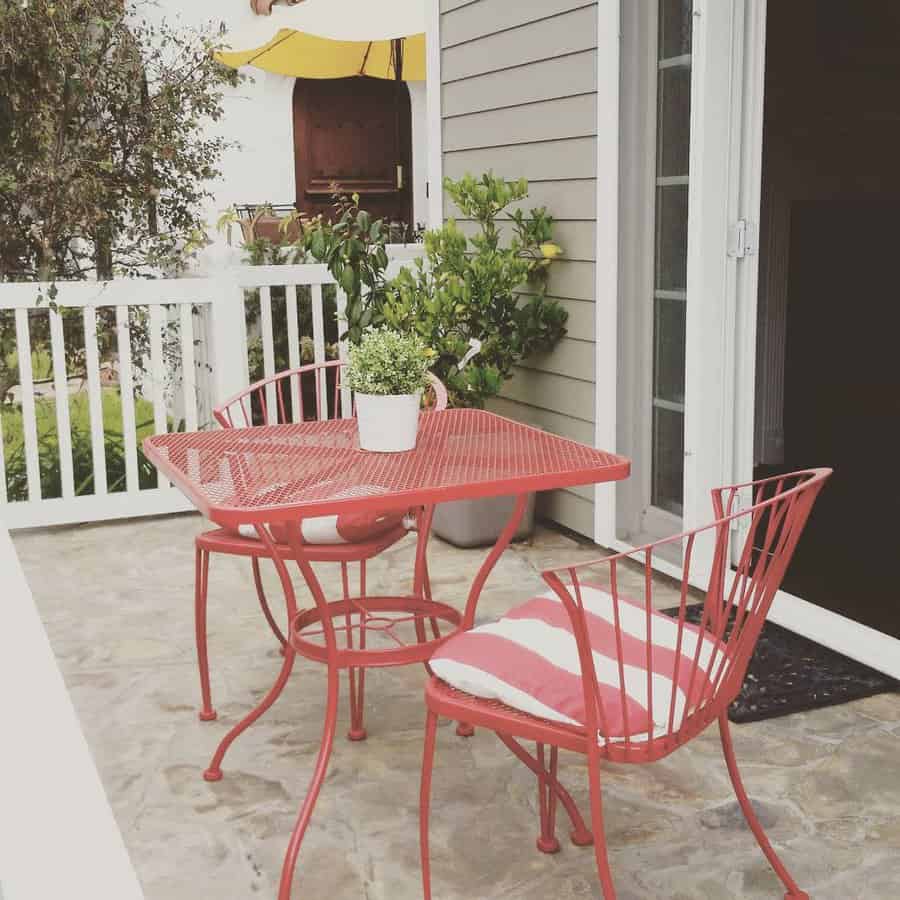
<box><xmin>375</xmin><ymin>172</ymin><xmax>568</xmax><ymax>545</ymax></box>
<box><xmin>346</xmin><ymin>327</ymin><xmax>432</xmax><ymax>452</ymax></box>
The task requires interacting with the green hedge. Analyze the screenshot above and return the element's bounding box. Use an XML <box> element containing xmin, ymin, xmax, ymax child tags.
<box><xmin>2</xmin><ymin>389</ymin><xmax>163</xmax><ymax>501</ymax></box>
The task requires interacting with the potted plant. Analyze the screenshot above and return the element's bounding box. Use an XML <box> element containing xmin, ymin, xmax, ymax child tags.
<box><xmin>346</xmin><ymin>327</ymin><xmax>432</xmax><ymax>452</ymax></box>
<box><xmin>375</xmin><ymin>172</ymin><xmax>568</xmax><ymax>545</ymax></box>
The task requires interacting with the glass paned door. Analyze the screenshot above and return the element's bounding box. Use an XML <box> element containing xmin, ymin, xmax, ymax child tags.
<box><xmin>651</xmin><ymin>0</ymin><xmax>693</xmax><ymax>516</ymax></box>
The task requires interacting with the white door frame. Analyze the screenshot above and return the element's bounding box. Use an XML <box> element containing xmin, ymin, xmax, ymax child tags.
<box><xmin>608</xmin><ymin>0</ymin><xmax>747</xmax><ymax>565</ymax></box>
<box><xmin>731</xmin><ymin>0</ymin><xmax>767</xmax><ymax>497</ymax></box>
<box><xmin>680</xmin><ymin>0</ymin><xmax>747</xmax><ymax>576</ymax></box>
<box><xmin>425</xmin><ymin>0</ymin><xmax>443</xmax><ymax>229</ymax></box>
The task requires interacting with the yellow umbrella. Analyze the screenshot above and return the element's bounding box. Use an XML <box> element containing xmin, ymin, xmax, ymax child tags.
<box><xmin>215</xmin><ymin>30</ymin><xmax>425</xmax><ymax>81</ymax></box>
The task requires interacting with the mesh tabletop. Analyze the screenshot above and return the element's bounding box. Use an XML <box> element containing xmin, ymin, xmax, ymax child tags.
<box><xmin>143</xmin><ymin>409</ymin><xmax>630</xmax><ymax>527</ymax></box>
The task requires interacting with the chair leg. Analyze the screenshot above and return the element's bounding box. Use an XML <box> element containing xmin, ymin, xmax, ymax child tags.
<box><xmin>343</xmin><ymin>561</ymin><xmax>367</xmax><ymax>742</ymax></box>
<box><xmin>496</xmin><ymin>733</ymin><xmax>593</xmax><ymax>846</ymax></box>
<box><xmin>278</xmin><ymin>663</ymin><xmax>340</xmax><ymax>900</ymax></box>
<box><xmin>586</xmin><ymin>752</ymin><xmax>618</xmax><ymax>900</ymax></box>
<box><xmin>423</xmin><ymin>561</ymin><xmax>441</xmax><ymax>640</ymax></box>
<box><xmin>204</xmin><ymin>645</ymin><xmax>295</xmax><ymax>782</ymax></box>
<box><xmin>251</xmin><ymin>557</ymin><xmax>288</xmax><ymax>653</ymax></box>
<box><xmin>420</xmin><ymin>709</ymin><xmax>439</xmax><ymax>900</ymax></box>
<box><xmin>536</xmin><ymin>743</ymin><xmax>561</xmax><ymax>854</ymax></box>
<box><xmin>194</xmin><ymin>545</ymin><xmax>216</xmax><ymax>722</ymax></box>
<box><xmin>718</xmin><ymin>714</ymin><xmax>809</xmax><ymax>900</ymax></box>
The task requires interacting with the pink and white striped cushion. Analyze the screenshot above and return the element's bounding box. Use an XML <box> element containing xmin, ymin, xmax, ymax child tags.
<box><xmin>430</xmin><ymin>585</ymin><xmax>730</xmax><ymax>740</ymax></box>
<box><xmin>232</xmin><ymin>509</ymin><xmax>405</xmax><ymax>546</ymax></box>
<box><xmin>225</xmin><ymin>484</ymin><xmax>406</xmax><ymax>546</ymax></box>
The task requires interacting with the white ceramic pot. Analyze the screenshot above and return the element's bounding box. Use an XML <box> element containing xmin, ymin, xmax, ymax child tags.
<box><xmin>355</xmin><ymin>391</ymin><xmax>422</xmax><ymax>452</ymax></box>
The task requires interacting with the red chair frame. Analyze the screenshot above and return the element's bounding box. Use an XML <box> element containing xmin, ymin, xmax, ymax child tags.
<box><xmin>420</xmin><ymin>468</ymin><xmax>832</xmax><ymax>899</ymax></box>
<box><xmin>194</xmin><ymin>360</ymin><xmax>447</xmax><ymax>743</ymax></box>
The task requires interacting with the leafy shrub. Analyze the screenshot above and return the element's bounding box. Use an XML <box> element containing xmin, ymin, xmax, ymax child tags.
<box><xmin>301</xmin><ymin>194</ymin><xmax>391</xmax><ymax>344</ymax></box>
<box><xmin>377</xmin><ymin>173</ymin><xmax>568</xmax><ymax>407</ymax></box>
<box><xmin>346</xmin><ymin>327</ymin><xmax>431</xmax><ymax>396</ymax></box>
<box><xmin>223</xmin><ymin>197</ymin><xmax>423</xmax><ymax>346</ymax></box>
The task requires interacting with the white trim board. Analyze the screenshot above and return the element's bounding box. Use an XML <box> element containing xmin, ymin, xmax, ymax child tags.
<box><xmin>767</xmin><ymin>592</ymin><xmax>900</xmax><ymax>683</ymax></box>
<box><xmin>425</xmin><ymin>0</ymin><xmax>444</xmax><ymax>228</ymax></box>
<box><xmin>606</xmin><ymin>537</ymin><xmax>900</xmax><ymax>681</ymax></box>
<box><xmin>592</xmin><ymin>0</ymin><xmax>621</xmax><ymax>547</ymax></box>
<box><xmin>0</xmin><ymin>525</ymin><xmax>145</xmax><ymax>900</ymax></box>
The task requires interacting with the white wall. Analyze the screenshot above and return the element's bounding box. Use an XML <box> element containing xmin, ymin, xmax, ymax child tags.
<box><xmin>408</xmin><ymin>80</ymin><xmax>429</xmax><ymax>230</ymax></box>
<box><xmin>138</xmin><ymin>2</ymin><xmax>428</xmax><ymax>274</ymax></box>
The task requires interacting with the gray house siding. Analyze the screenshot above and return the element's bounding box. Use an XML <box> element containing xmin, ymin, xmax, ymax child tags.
<box><xmin>439</xmin><ymin>0</ymin><xmax>598</xmax><ymax>536</ymax></box>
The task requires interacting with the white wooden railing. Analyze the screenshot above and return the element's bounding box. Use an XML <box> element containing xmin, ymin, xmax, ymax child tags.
<box><xmin>0</xmin><ymin>252</ymin><xmax>420</xmax><ymax>530</ymax></box>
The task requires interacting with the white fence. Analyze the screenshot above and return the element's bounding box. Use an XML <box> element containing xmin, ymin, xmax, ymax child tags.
<box><xmin>0</xmin><ymin>253</ymin><xmax>419</xmax><ymax>529</ymax></box>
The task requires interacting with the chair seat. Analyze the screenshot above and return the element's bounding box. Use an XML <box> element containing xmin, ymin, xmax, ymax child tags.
<box><xmin>430</xmin><ymin>586</ymin><xmax>730</xmax><ymax>741</ymax></box>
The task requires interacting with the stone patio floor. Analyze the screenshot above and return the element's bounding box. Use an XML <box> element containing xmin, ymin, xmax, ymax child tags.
<box><xmin>14</xmin><ymin>514</ymin><xmax>900</xmax><ymax>900</ymax></box>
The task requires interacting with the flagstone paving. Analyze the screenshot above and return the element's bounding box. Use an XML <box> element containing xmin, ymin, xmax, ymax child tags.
<box><xmin>14</xmin><ymin>514</ymin><xmax>900</xmax><ymax>899</ymax></box>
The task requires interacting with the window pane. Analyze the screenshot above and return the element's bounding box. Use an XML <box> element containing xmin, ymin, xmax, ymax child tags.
<box><xmin>652</xmin><ymin>406</ymin><xmax>685</xmax><ymax>515</ymax></box>
<box><xmin>650</xmin><ymin>0</ymin><xmax>692</xmax><ymax>522</ymax></box>
<box><xmin>659</xmin><ymin>0</ymin><xmax>693</xmax><ymax>58</ymax></box>
<box><xmin>657</xmin><ymin>64</ymin><xmax>692</xmax><ymax>177</ymax></box>
<box><xmin>653</xmin><ymin>297</ymin><xmax>686</xmax><ymax>405</ymax></box>
<box><xmin>655</xmin><ymin>185</ymin><xmax>689</xmax><ymax>292</ymax></box>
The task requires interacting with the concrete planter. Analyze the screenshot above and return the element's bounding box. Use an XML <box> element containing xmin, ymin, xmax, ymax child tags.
<box><xmin>432</xmin><ymin>492</ymin><xmax>536</xmax><ymax>548</ymax></box>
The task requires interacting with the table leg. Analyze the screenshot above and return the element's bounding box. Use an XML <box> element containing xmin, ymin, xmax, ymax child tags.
<box><xmin>461</xmin><ymin>494</ymin><xmax>530</xmax><ymax>629</ymax></box>
<box><xmin>278</xmin><ymin>661</ymin><xmax>340</xmax><ymax>900</ymax></box>
<box><xmin>277</xmin><ymin>530</ymin><xmax>345</xmax><ymax>899</ymax></box>
<box><xmin>203</xmin><ymin>525</ymin><xmax>302</xmax><ymax>781</ymax></box>
<box><xmin>252</xmin><ymin>556</ymin><xmax>288</xmax><ymax>653</ymax></box>
<box><xmin>204</xmin><ymin>647</ymin><xmax>295</xmax><ymax>782</ymax></box>
<box><xmin>456</xmin><ymin>494</ymin><xmax>531</xmax><ymax>739</ymax></box>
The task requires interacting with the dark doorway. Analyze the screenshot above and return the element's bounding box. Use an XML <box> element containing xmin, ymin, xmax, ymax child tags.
<box><xmin>755</xmin><ymin>1</ymin><xmax>900</xmax><ymax>639</ymax></box>
<box><xmin>292</xmin><ymin>76</ymin><xmax>412</xmax><ymax>226</ymax></box>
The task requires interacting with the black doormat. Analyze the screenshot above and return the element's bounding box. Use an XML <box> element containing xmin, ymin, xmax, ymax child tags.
<box><xmin>662</xmin><ymin>604</ymin><xmax>898</xmax><ymax>723</ymax></box>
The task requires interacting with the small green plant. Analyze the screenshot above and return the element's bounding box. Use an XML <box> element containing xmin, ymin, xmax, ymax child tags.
<box><xmin>377</xmin><ymin>172</ymin><xmax>568</xmax><ymax>407</ymax></box>
<box><xmin>346</xmin><ymin>327</ymin><xmax>432</xmax><ymax>396</ymax></box>
<box><xmin>302</xmin><ymin>192</ymin><xmax>391</xmax><ymax>344</ymax></box>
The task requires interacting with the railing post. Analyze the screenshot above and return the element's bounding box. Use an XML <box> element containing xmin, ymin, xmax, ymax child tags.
<box><xmin>208</xmin><ymin>272</ymin><xmax>250</xmax><ymax>419</ymax></box>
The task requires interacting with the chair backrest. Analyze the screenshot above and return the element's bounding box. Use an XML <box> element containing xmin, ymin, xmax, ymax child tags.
<box><xmin>213</xmin><ymin>361</ymin><xmax>448</xmax><ymax>429</ymax></box>
<box><xmin>541</xmin><ymin>468</ymin><xmax>831</xmax><ymax>755</ymax></box>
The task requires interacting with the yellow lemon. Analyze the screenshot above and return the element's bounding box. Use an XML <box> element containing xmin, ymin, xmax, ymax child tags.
<box><xmin>540</xmin><ymin>241</ymin><xmax>562</xmax><ymax>259</ymax></box>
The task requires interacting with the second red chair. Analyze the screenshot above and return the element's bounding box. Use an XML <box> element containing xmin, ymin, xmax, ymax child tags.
<box><xmin>421</xmin><ymin>469</ymin><xmax>830</xmax><ymax>899</ymax></box>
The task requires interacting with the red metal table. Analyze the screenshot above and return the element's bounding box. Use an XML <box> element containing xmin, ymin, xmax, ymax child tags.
<box><xmin>144</xmin><ymin>408</ymin><xmax>629</xmax><ymax>899</ymax></box>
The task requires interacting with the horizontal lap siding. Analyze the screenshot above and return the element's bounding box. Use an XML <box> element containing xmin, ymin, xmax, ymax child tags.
<box><xmin>444</xmin><ymin>178</ymin><xmax>596</xmax><ymax>221</ymax></box>
<box><xmin>443</xmin><ymin>137</ymin><xmax>596</xmax><ymax>183</ymax></box>
<box><xmin>454</xmin><ymin>221</ymin><xmax>596</xmax><ymax>261</ymax></box>
<box><xmin>443</xmin><ymin>95</ymin><xmax>597</xmax><ymax>151</ymax></box>
<box><xmin>441</xmin><ymin>0</ymin><xmax>598</xmax><ymax>537</ymax></box>
<box><xmin>443</xmin><ymin>51</ymin><xmax>597</xmax><ymax>117</ymax></box>
<box><xmin>441</xmin><ymin>5</ymin><xmax>598</xmax><ymax>82</ymax></box>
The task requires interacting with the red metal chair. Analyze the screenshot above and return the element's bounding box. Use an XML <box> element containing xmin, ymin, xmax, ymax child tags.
<box><xmin>194</xmin><ymin>359</ymin><xmax>448</xmax><ymax>741</ymax></box>
<box><xmin>420</xmin><ymin>468</ymin><xmax>831</xmax><ymax>899</ymax></box>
